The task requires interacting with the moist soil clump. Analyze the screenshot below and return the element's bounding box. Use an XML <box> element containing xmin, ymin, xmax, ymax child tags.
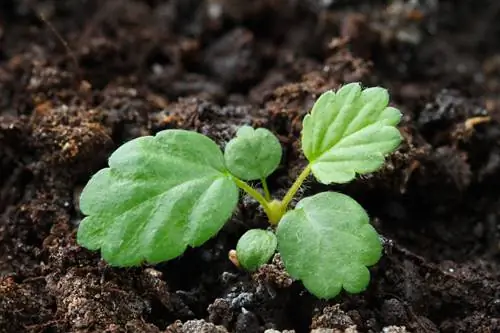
<box><xmin>1</xmin><ymin>1</ymin><xmax>500</xmax><ymax>332</ymax></box>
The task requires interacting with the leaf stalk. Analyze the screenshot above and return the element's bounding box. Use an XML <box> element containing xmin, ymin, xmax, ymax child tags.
<box><xmin>231</xmin><ymin>176</ymin><xmax>275</xmax><ymax>220</ymax></box>
<box><xmin>261</xmin><ymin>178</ymin><xmax>271</xmax><ymax>201</ymax></box>
<box><xmin>279</xmin><ymin>164</ymin><xmax>311</xmax><ymax>212</ymax></box>
<box><xmin>232</xmin><ymin>165</ymin><xmax>312</xmax><ymax>225</ymax></box>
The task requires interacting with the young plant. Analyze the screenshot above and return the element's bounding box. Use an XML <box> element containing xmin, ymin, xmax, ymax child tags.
<box><xmin>77</xmin><ymin>82</ymin><xmax>402</xmax><ymax>299</ymax></box>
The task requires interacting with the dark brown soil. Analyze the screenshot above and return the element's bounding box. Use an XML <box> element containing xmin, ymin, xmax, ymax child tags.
<box><xmin>1</xmin><ymin>1</ymin><xmax>500</xmax><ymax>332</ymax></box>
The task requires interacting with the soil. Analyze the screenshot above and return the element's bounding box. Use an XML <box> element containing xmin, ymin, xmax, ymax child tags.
<box><xmin>1</xmin><ymin>1</ymin><xmax>500</xmax><ymax>332</ymax></box>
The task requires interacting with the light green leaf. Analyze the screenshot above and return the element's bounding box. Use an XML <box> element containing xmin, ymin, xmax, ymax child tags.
<box><xmin>224</xmin><ymin>125</ymin><xmax>282</xmax><ymax>180</ymax></box>
<box><xmin>301</xmin><ymin>83</ymin><xmax>402</xmax><ymax>184</ymax></box>
<box><xmin>276</xmin><ymin>192</ymin><xmax>382</xmax><ymax>299</ymax></box>
<box><xmin>236</xmin><ymin>229</ymin><xmax>277</xmax><ymax>271</ymax></box>
<box><xmin>77</xmin><ymin>129</ymin><xmax>239</xmax><ymax>267</ymax></box>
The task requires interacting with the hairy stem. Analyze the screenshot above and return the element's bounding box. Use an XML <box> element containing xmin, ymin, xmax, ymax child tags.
<box><xmin>261</xmin><ymin>178</ymin><xmax>271</xmax><ymax>201</ymax></box>
<box><xmin>279</xmin><ymin>164</ymin><xmax>311</xmax><ymax>212</ymax></box>
<box><xmin>231</xmin><ymin>165</ymin><xmax>312</xmax><ymax>226</ymax></box>
<box><xmin>232</xmin><ymin>177</ymin><xmax>273</xmax><ymax>217</ymax></box>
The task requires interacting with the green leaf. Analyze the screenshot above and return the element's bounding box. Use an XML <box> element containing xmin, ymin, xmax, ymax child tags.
<box><xmin>224</xmin><ymin>125</ymin><xmax>282</xmax><ymax>181</ymax></box>
<box><xmin>77</xmin><ymin>129</ymin><xmax>239</xmax><ymax>267</ymax></box>
<box><xmin>301</xmin><ymin>83</ymin><xmax>402</xmax><ymax>184</ymax></box>
<box><xmin>236</xmin><ymin>229</ymin><xmax>277</xmax><ymax>271</ymax></box>
<box><xmin>276</xmin><ymin>192</ymin><xmax>382</xmax><ymax>299</ymax></box>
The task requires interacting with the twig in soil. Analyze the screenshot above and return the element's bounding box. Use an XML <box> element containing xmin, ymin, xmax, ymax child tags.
<box><xmin>464</xmin><ymin>116</ymin><xmax>491</xmax><ymax>131</ymax></box>
<box><xmin>23</xmin><ymin>320</ymin><xmax>62</xmax><ymax>333</ymax></box>
<box><xmin>37</xmin><ymin>12</ymin><xmax>82</xmax><ymax>84</ymax></box>
<box><xmin>400</xmin><ymin>159</ymin><xmax>420</xmax><ymax>194</ymax></box>
<box><xmin>383</xmin><ymin>236</ymin><xmax>458</xmax><ymax>280</ymax></box>
<box><xmin>384</xmin><ymin>235</ymin><xmax>500</xmax><ymax>293</ymax></box>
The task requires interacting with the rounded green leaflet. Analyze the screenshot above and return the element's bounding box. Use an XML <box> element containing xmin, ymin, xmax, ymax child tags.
<box><xmin>224</xmin><ymin>125</ymin><xmax>282</xmax><ymax>181</ymax></box>
<box><xmin>236</xmin><ymin>229</ymin><xmax>277</xmax><ymax>271</ymax></box>
<box><xmin>77</xmin><ymin>129</ymin><xmax>239</xmax><ymax>267</ymax></box>
<box><xmin>276</xmin><ymin>191</ymin><xmax>382</xmax><ymax>299</ymax></box>
<box><xmin>301</xmin><ymin>82</ymin><xmax>403</xmax><ymax>184</ymax></box>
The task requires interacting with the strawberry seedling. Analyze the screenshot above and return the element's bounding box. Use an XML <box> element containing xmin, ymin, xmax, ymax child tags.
<box><xmin>77</xmin><ymin>82</ymin><xmax>402</xmax><ymax>299</ymax></box>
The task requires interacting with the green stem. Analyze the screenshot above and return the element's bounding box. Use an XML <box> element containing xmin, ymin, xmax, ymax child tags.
<box><xmin>279</xmin><ymin>164</ymin><xmax>312</xmax><ymax>212</ymax></box>
<box><xmin>232</xmin><ymin>177</ymin><xmax>273</xmax><ymax>216</ymax></box>
<box><xmin>261</xmin><ymin>178</ymin><xmax>271</xmax><ymax>201</ymax></box>
<box><xmin>231</xmin><ymin>165</ymin><xmax>312</xmax><ymax>226</ymax></box>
